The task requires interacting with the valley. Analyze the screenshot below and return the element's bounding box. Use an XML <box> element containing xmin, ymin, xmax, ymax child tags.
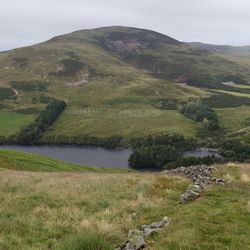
<box><xmin>1</xmin><ymin>26</ymin><xmax>250</xmax><ymax>148</ymax></box>
<box><xmin>1</xmin><ymin>26</ymin><xmax>250</xmax><ymax>249</ymax></box>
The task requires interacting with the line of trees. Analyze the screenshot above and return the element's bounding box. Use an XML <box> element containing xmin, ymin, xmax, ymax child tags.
<box><xmin>41</xmin><ymin>135</ymin><xmax>123</xmax><ymax>149</ymax></box>
<box><xmin>166</xmin><ymin>156</ymin><xmax>224</xmax><ymax>169</ymax></box>
<box><xmin>219</xmin><ymin>139</ymin><xmax>250</xmax><ymax>162</ymax></box>
<box><xmin>17</xmin><ymin>100</ymin><xmax>66</xmax><ymax>144</ymax></box>
<box><xmin>0</xmin><ymin>135</ymin><xmax>16</xmax><ymax>144</ymax></box>
<box><xmin>129</xmin><ymin>133</ymin><xmax>197</xmax><ymax>168</ymax></box>
<box><xmin>179</xmin><ymin>102</ymin><xmax>219</xmax><ymax>131</ymax></box>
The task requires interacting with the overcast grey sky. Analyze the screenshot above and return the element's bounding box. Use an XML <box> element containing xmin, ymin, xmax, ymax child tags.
<box><xmin>1</xmin><ymin>0</ymin><xmax>250</xmax><ymax>51</ymax></box>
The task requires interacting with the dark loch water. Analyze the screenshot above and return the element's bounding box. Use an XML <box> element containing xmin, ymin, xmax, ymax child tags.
<box><xmin>183</xmin><ymin>148</ymin><xmax>222</xmax><ymax>158</ymax></box>
<box><xmin>0</xmin><ymin>146</ymin><xmax>222</xmax><ymax>170</ymax></box>
<box><xmin>0</xmin><ymin>145</ymin><xmax>132</xmax><ymax>169</ymax></box>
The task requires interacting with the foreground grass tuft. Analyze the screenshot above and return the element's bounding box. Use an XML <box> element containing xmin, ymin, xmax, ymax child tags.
<box><xmin>59</xmin><ymin>232</ymin><xmax>112</xmax><ymax>250</ymax></box>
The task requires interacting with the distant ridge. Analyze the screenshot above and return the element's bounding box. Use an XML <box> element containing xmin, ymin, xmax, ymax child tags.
<box><xmin>188</xmin><ymin>42</ymin><xmax>250</xmax><ymax>56</ymax></box>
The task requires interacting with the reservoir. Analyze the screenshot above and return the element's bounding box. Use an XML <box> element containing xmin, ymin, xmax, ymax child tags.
<box><xmin>0</xmin><ymin>146</ymin><xmax>222</xmax><ymax>170</ymax></box>
<box><xmin>0</xmin><ymin>145</ymin><xmax>132</xmax><ymax>169</ymax></box>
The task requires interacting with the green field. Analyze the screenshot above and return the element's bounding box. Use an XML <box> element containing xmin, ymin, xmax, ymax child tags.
<box><xmin>214</xmin><ymin>89</ymin><xmax>250</xmax><ymax>98</ymax></box>
<box><xmin>222</xmin><ymin>82</ymin><xmax>250</xmax><ymax>89</ymax></box>
<box><xmin>0</xmin><ymin>150</ymin><xmax>249</xmax><ymax>249</ymax></box>
<box><xmin>0</xmin><ymin>111</ymin><xmax>35</xmax><ymax>136</ymax></box>
<box><xmin>216</xmin><ymin>106</ymin><xmax>250</xmax><ymax>132</ymax></box>
<box><xmin>44</xmin><ymin>107</ymin><xmax>200</xmax><ymax>140</ymax></box>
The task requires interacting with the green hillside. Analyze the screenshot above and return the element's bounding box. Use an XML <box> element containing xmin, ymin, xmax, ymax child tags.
<box><xmin>1</xmin><ymin>26</ymin><xmax>250</xmax><ymax>144</ymax></box>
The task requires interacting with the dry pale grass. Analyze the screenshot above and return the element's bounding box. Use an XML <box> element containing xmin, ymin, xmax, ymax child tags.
<box><xmin>240</xmin><ymin>164</ymin><xmax>250</xmax><ymax>183</ymax></box>
<box><xmin>0</xmin><ymin>169</ymin><xmax>188</xmax><ymax>250</ymax></box>
<box><xmin>246</xmin><ymin>201</ymin><xmax>250</xmax><ymax>213</ymax></box>
<box><xmin>215</xmin><ymin>162</ymin><xmax>250</xmax><ymax>185</ymax></box>
<box><xmin>241</xmin><ymin>173</ymin><xmax>250</xmax><ymax>183</ymax></box>
<box><xmin>1</xmin><ymin>164</ymin><xmax>249</xmax><ymax>250</ymax></box>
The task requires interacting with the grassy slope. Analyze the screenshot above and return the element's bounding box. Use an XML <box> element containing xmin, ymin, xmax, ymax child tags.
<box><xmin>0</xmin><ymin>154</ymin><xmax>249</xmax><ymax>249</ymax></box>
<box><xmin>213</xmin><ymin>89</ymin><xmax>250</xmax><ymax>98</ymax></box>
<box><xmin>216</xmin><ymin>106</ymin><xmax>250</xmax><ymax>132</ymax></box>
<box><xmin>222</xmin><ymin>82</ymin><xmax>250</xmax><ymax>89</ymax></box>
<box><xmin>44</xmin><ymin>108</ymin><xmax>199</xmax><ymax>140</ymax></box>
<box><xmin>229</xmin><ymin>127</ymin><xmax>250</xmax><ymax>145</ymax></box>
<box><xmin>0</xmin><ymin>111</ymin><xmax>35</xmax><ymax>136</ymax></box>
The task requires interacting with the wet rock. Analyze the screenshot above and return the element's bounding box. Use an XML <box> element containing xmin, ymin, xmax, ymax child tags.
<box><xmin>117</xmin><ymin>216</ymin><xmax>170</xmax><ymax>249</ymax></box>
<box><xmin>142</xmin><ymin>216</ymin><xmax>170</xmax><ymax>236</ymax></box>
<box><xmin>151</xmin><ymin>216</ymin><xmax>170</xmax><ymax>229</ymax></box>
<box><xmin>115</xmin><ymin>240</ymin><xmax>129</xmax><ymax>250</ymax></box>
<box><xmin>180</xmin><ymin>184</ymin><xmax>202</xmax><ymax>203</ymax></box>
<box><xmin>151</xmin><ymin>220</ymin><xmax>166</xmax><ymax>228</ymax></box>
<box><xmin>125</xmin><ymin>241</ymin><xmax>135</xmax><ymax>250</ymax></box>
<box><xmin>127</xmin><ymin>235</ymin><xmax>145</xmax><ymax>250</ymax></box>
<box><xmin>128</xmin><ymin>230</ymin><xmax>144</xmax><ymax>238</ymax></box>
<box><xmin>143</xmin><ymin>227</ymin><xmax>161</xmax><ymax>237</ymax></box>
<box><xmin>132</xmin><ymin>212</ymin><xmax>137</xmax><ymax>218</ymax></box>
<box><xmin>216</xmin><ymin>178</ymin><xmax>225</xmax><ymax>185</ymax></box>
<box><xmin>187</xmin><ymin>184</ymin><xmax>202</xmax><ymax>193</ymax></box>
<box><xmin>140</xmin><ymin>225</ymin><xmax>148</xmax><ymax>231</ymax></box>
<box><xmin>162</xmin><ymin>216</ymin><xmax>170</xmax><ymax>225</ymax></box>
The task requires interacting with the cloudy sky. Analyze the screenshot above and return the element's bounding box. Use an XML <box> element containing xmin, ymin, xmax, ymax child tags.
<box><xmin>1</xmin><ymin>0</ymin><xmax>250</xmax><ymax>51</ymax></box>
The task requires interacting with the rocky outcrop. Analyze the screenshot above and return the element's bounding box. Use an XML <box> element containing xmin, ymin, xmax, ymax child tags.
<box><xmin>115</xmin><ymin>217</ymin><xmax>170</xmax><ymax>250</ymax></box>
<box><xmin>162</xmin><ymin>165</ymin><xmax>226</xmax><ymax>203</ymax></box>
<box><xmin>106</xmin><ymin>39</ymin><xmax>145</xmax><ymax>53</ymax></box>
